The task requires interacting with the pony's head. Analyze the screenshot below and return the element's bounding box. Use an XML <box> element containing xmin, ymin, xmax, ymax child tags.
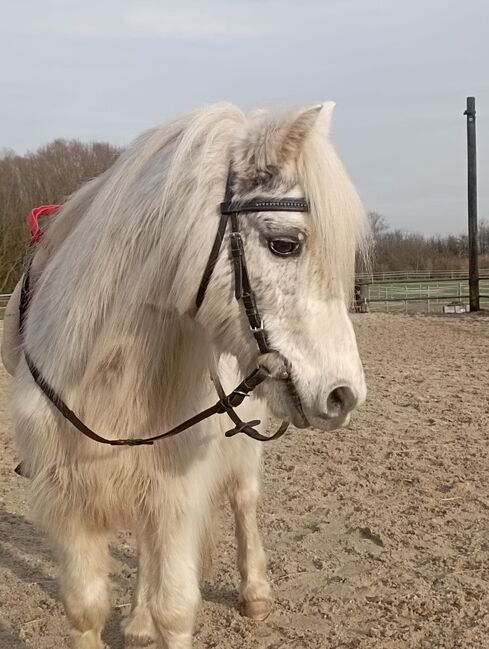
<box><xmin>181</xmin><ymin>103</ymin><xmax>368</xmax><ymax>431</ymax></box>
<box><xmin>37</xmin><ymin>102</ymin><xmax>367</xmax><ymax>433</ymax></box>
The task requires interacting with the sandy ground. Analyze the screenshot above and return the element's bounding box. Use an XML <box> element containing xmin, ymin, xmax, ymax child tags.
<box><xmin>1</xmin><ymin>313</ymin><xmax>489</xmax><ymax>649</ymax></box>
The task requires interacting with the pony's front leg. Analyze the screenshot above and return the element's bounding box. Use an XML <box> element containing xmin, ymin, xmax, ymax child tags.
<box><xmin>144</xmin><ymin>511</ymin><xmax>203</xmax><ymax>649</ymax></box>
<box><xmin>56</xmin><ymin>526</ymin><xmax>112</xmax><ymax>649</ymax></box>
<box><xmin>122</xmin><ymin>535</ymin><xmax>156</xmax><ymax>644</ymax></box>
<box><xmin>228</xmin><ymin>442</ymin><xmax>272</xmax><ymax>621</ymax></box>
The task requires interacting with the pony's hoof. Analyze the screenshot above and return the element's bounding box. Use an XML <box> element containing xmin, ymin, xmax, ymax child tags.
<box><xmin>241</xmin><ymin>599</ymin><xmax>272</xmax><ymax>621</ymax></box>
<box><xmin>122</xmin><ymin>610</ymin><xmax>156</xmax><ymax>645</ymax></box>
<box><xmin>71</xmin><ymin>629</ymin><xmax>105</xmax><ymax>649</ymax></box>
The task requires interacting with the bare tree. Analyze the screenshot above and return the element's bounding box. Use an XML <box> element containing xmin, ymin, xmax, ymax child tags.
<box><xmin>0</xmin><ymin>139</ymin><xmax>120</xmax><ymax>292</ymax></box>
<box><xmin>367</xmin><ymin>211</ymin><xmax>389</xmax><ymax>240</ymax></box>
<box><xmin>364</xmin><ymin>211</ymin><xmax>489</xmax><ymax>274</ymax></box>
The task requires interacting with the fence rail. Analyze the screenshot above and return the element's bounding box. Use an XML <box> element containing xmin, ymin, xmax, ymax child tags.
<box><xmin>355</xmin><ymin>277</ymin><xmax>489</xmax><ymax>313</ymax></box>
<box><xmin>2</xmin><ymin>276</ymin><xmax>489</xmax><ymax>321</ymax></box>
<box><xmin>0</xmin><ymin>294</ymin><xmax>11</xmax><ymax>320</ymax></box>
<box><xmin>356</xmin><ymin>268</ymin><xmax>489</xmax><ymax>282</ymax></box>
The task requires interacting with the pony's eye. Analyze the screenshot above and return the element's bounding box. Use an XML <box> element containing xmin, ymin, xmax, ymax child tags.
<box><xmin>267</xmin><ymin>237</ymin><xmax>302</xmax><ymax>257</ymax></box>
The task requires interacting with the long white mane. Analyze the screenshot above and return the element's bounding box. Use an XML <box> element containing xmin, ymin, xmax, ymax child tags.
<box><xmin>27</xmin><ymin>105</ymin><xmax>243</xmax><ymax>381</ymax></box>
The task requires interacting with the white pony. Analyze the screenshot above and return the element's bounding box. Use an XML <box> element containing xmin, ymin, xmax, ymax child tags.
<box><xmin>3</xmin><ymin>102</ymin><xmax>367</xmax><ymax>649</ymax></box>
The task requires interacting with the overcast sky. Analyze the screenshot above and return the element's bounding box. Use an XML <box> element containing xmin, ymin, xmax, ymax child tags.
<box><xmin>1</xmin><ymin>0</ymin><xmax>488</xmax><ymax>235</ymax></box>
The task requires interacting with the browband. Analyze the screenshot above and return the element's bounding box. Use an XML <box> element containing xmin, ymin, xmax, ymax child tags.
<box><xmin>220</xmin><ymin>198</ymin><xmax>309</xmax><ymax>215</ymax></box>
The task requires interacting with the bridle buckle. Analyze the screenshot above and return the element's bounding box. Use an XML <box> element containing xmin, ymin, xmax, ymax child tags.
<box><xmin>250</xmin><ymin>319</ymin><xmax>264</xmax><ymax>333</ymax></box>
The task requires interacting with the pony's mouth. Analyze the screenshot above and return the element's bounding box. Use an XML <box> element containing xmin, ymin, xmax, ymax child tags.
<box><xmin>283</xmin><ymin>378</ymin><xmax>310</xmax><ymax>429</ymax></box>
<box><xmin>257</xmin><ymin>352</ymin><xmax>310</xmax><ymax>429</ymax></box>
<box><xmin>308</xmin><ymin>412</ymin><xmax>351</xmax><ymax>433</ymax></box>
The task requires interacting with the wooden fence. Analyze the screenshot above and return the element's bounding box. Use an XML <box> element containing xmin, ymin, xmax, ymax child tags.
<box><xmin>354</xmin><ymin>276</ymin><xmax>489</xmax><ymax>313</ymax></box>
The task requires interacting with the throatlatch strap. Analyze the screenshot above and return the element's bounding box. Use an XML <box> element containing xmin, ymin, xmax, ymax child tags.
<box><xmin>19</xmin><ymin>259</ymin><xmax>32</xmax><ymax>335</ymax></box>
<box><xmin>195</xmin><ymin>210</ymin><xmax>230</xmax><ymax>309</ymax></box>
<box><xmin>196</xmin><ymin>172</ymin><xmax>234</xmax><ymax>309</ymax></box>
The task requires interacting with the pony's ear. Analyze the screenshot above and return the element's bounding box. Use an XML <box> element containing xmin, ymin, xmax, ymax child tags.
<box><xmin>315</xmin><ymin>101</ymin><xmax>336</xmax><ymax>136</ymax></box>
<box><xmin>280</xmin><ymin>102</ymin><xmax>335</xmax><ymax>161</ymax></box>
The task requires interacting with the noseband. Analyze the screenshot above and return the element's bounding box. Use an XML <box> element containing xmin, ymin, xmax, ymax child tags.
<box><xmin>19</xmin><ymin>170</ymin><xmax>309</xmax><ymax>448</ymax></box>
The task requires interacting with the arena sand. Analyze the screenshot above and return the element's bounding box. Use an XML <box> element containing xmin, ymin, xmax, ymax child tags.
<box><xmin>1</xmin><ymin>313</ymin><xmax>489</xmax><ymax>649</ymax></box>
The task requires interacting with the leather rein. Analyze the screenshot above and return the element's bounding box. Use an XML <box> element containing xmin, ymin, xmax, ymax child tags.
<box><xmin>19</xmin><ymin>171</ymin><xmax>310</xmax><ymax>447</ymax></box>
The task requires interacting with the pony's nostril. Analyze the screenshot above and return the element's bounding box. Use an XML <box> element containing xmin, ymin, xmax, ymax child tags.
<box><xmin>326</xmin><ymin>386</ymin><xmax>357</xmax><ymax>417</ymax></box>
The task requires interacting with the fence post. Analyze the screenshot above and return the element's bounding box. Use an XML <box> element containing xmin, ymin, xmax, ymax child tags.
<box><xmin>356</xmin><ymin>281</ymin><xmax>369</xmax><ymax>313</ymax></box>
<box><xmin>464</xmin><ymin>96</ymin><xmax>480</xmax><ymax>311</ymax></box>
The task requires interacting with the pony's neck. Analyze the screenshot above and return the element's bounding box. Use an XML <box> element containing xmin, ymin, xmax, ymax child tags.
<box><xmin>154</xmin><ymin>312</ymin><xmax>217</xmax><ymax>425</ymax></box>
<box><xmin>67</xmin><ymin>307</ymin><xmax>219</xmax><ymax>440</ymax></box>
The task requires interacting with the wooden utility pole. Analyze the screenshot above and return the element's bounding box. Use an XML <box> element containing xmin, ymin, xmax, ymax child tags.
<box><xmin>464</xmin><ymin>96</ymin><xmax>479</xmax><ymax>311</ymax></box>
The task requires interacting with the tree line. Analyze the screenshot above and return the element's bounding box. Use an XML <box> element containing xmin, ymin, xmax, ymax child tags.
<box><xmin>0</xmin><ymin>139</ymin><xmax>487</xmax><ymax>292</ymax></box>
<box><xmin>364</xmin><ymin>211</ymin><xmax>489</xmax><ymax>275</ymax></box>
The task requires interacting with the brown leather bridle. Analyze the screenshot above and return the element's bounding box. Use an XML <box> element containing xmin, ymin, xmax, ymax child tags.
<box><xmin>19</xmin><ymin>170</ymin><xmax>310</xmax><ymax>447</ymax></box>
